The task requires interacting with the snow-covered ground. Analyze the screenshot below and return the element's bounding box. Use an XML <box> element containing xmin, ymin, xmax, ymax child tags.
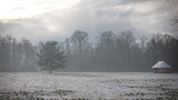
<box><xmin>0</xmin><ymin>72</ymin><xmax>178</xmax><ymax>100</ymax></box>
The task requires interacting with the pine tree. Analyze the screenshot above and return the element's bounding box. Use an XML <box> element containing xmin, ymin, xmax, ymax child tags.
<box><xmin>37</xmin><ymin>41</ymin><xmax>66</xmax><ymax>73</ymax></box>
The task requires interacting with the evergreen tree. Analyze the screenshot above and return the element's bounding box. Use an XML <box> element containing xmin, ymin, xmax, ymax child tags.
<box><xmin>37</xmin><ymin>41</ymin><xmax>66</xmax><ymax>73</ymax></box>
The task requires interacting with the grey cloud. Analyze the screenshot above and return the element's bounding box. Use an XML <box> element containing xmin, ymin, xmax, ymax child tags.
<box><xmin>0</xmin><ymin>0</ymin><xmax>177</xmax><ymax>43</ymax></box>
<box><xmin>0</xmin><ymin>19</ymin><xmax>61</xmax><ymax>43</ymax></box>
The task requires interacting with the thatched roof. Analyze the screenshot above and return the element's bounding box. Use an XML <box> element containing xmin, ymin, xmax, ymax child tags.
<box><xmin>152</xmin><ymin>61</ymin><xmax>172</xmax><ymax>69</ymax></box>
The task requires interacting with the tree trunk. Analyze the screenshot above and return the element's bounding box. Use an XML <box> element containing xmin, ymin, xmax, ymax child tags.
<box><xmin>79</xmin><ymin>43</ymin><xmax>82</xmax><ymax>71</ymax></box>
<box><xmin>49</xmin><ymin>64</ymin><xmax>52</xmax><ymax>74</ymax></box>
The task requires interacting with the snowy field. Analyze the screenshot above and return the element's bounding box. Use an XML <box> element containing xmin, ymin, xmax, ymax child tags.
<box><xmin>0</xmin><ymin>72</ymin><xmax>178</xmax><ymax>100</ymax></box>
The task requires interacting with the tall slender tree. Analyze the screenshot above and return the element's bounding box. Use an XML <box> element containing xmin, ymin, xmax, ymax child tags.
<box><xmin>71</xmin><ymin>30</ymin><xmax>89</xmax><ymax>70</ymax></box>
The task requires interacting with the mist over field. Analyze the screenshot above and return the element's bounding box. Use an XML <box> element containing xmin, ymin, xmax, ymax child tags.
<box><xmin>0</xmin><ymin>0</ymin><xmax>178</xmax><ymax>99</ymax></box>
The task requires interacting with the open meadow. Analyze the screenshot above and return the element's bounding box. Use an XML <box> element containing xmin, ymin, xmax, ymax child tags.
<box><xmin>0</xmin><ymin>72</ymin><xmax>178</xmax><ymax>100</ymax></box>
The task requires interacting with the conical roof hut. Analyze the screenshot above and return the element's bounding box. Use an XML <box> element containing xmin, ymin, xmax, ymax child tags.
<box><xmin>152</xmin><ymin>61</ymin><xmax>172</xmax><ymax>73</ymax></box>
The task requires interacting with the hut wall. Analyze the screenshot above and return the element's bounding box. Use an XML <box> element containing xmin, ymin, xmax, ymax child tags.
<box><xmin>153</xmin><ymin>68</ymin><xmax>171</xmax><ymax>73</ymax></box>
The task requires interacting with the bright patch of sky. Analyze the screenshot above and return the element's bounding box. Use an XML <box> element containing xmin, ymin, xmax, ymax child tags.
<box><xmin>0</xmin><ymin>0</ymin><xmax>80</xmax><ymax>19</ymax></box>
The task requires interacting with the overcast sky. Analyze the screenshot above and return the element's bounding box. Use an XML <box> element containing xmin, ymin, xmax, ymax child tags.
<box><xmin>0</xmin><ymin>0</ymin><xmax>177</xmax><ymax>43</ymax></box>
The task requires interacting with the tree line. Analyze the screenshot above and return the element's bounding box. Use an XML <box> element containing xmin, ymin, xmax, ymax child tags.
<box><xmin>0</xmin><ymin>30</ymin><xmax>178</xmax><ymax>72</ymax></box>
<box><xmin>0</xmin><ymin>35</ymin><xmax>37</xmax><ymax>71</ymax></box>
<box><xmin>63</xmin><ymin>30</ymin><xmax>178</xmax><ymax>72</ymax></box>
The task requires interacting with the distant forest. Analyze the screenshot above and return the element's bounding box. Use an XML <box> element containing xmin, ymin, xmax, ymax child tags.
<box><xmin>0</xmin><ymin>30</ymin><xmax>178</xmax><ymax>72</ymax></box>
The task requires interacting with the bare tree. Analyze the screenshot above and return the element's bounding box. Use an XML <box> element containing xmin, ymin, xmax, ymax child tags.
<box><xmin>70</xmin><ymin>30</ymin><xmax>89</xmax><ymax>70</ymax></box>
